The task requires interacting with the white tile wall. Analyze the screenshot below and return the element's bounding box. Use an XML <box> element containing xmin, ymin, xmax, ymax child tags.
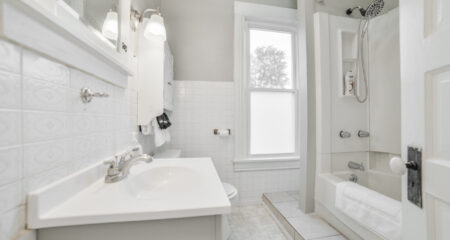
<box><xmin>0</xmin><ymin>38</ymin><xmax>144</xmax><ymax>239</ymax></box>
<box><xmin>169</xmin><ymin>80</ymin><xmax>300</xmax><ymax>205</ymax></box>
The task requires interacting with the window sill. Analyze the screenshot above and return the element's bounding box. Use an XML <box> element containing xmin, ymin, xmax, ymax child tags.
<box><xmin>233</xmin><ymin>156</ymin><xmax>300</xmax><ymax>172</ymax></box>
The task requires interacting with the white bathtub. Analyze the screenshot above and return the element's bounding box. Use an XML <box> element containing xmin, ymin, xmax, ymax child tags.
<box><xmin>315</xmin><ymin>171</ymin><xmax>401</xmax><ymax>240</ymax></box>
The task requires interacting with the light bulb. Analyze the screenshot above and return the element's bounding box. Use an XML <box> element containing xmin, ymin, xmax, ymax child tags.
<box><xmin>143</xmin><ymin>14</ymin><xmax>166</xmax><ymax>41</ymax></box>
<box><xmin>102</xmin><ymin>9</ymin><xmax>118</xmax><ymax>40</ymax></box>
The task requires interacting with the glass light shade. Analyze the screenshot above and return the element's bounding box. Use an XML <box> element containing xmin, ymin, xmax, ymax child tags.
<box><xmin>102</xmin><ymin>10</ymin><xmax>118</xmax><ymax>40</ymax></box>
<box><xmin>143</xmin><ymin>14</ymin><xmax>166</xmax><ymax>41</ymax></box>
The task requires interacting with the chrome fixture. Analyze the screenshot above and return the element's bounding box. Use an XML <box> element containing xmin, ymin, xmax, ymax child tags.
<box><xmin>349</xmin><ymin>174</ymin><xmax>358</xmax><ymax>182</ymax></box>
<box><xmin>130</xmin><ymin>7</ymin><xmax>166</xmax><ymax>41</ymax></box>
<box><xmin>80</xmin><ymin>88</ymin><xmax>109</xmax><ymax>103</ymax></box>
<box><xmin>118</xmin><ymin>147</ymin><xmax>140</xmax><ymax>167</ymax></box>
<box><xmin>357</xmin><ymin>130</ymin><xmax>370</xmax><ymax>138</ymax></box>
<box><xmin>339</xmin><ymin>130</ymin><xmax>351</xmax><ymax>138</ymax></box>
<box><xmin>104</xmin><ymin>150</ymin><xmax>153</xmax><ymax>183</ymax></box>
<box><xmin>214</xmin><ymin>129</ymin><xmax>231</xmax><ymax>136</ymax></box>
<box><xmin>345</xmin><ymin>0</ymin><xmax>384</xmax><ymax>18</ymax></box>
<box><xmin>348</xmin><ymin>161</ymin><xmax>365</xmax><ymax>171</ymax></box>
<box><xmin>346</xmin><ymin>0</ymin><xmax>385</xmax><ymax>103</ymax></box>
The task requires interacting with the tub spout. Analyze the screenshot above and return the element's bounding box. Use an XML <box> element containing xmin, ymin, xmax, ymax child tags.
<box><xmin>348</xmin><ymin>161</ymin><xmax>365</xmax><ymax>171</ymax></box>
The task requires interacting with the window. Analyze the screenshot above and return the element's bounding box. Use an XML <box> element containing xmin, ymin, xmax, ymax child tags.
<box><xmin>248</xmin><ymin>28</ymin><xmax>297</xmax><ymax>155</ymax></box>
<box><xmin>234</xmin><ymin>3</ymin><xmax>299</xmax><ymax>170</ymax></box>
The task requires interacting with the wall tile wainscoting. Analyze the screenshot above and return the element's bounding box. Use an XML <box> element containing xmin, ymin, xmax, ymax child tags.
<box><xmin>168</xmin><ymin>80</ymin><xmax>301</xmax><ymax>204</ymax></box>
<box><xmin>0</xmin><ymin>38</ymin><xmax>142</xmax><ymax>239</ymax></box>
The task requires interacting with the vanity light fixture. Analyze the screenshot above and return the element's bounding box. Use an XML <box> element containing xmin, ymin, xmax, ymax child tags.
<box><xmin>130</xmin><ymin>8</ymin><xmax>166</xmax><ymax>41</ymax></box>
<box><xmin>102</xmin><ymin>8</ymin><xmax>118</xmax><ymax>40</ymax></box>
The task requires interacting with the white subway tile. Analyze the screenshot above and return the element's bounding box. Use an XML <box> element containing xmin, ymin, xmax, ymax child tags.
<box><xmin>0</xmin><ymin>40</ymin><xmax>21</xmax><ymax>74</ymax></box>
<box><xmin>0</xmin><ymin>71</ymin><xmax>21</xmax><ymax>109</ymax></box>
<box><xmin>22</xmin><ymin>77</ymin><xmax>68</xmax><ymax>112</ymax></box>
<box><xmin>68</xmin><ymin>113</ymin><xmax>96</xmax><ymax>136</ymax></box>
<box><xmin>69</xmin><ymin>69</ymin><xmax>93</xmax><ymax>89</ymax></box>
<box><xmin>23</xmin><ymin>51</ymin><xmax>69</xmax><ymax>86</ymax></box>
<box><xmin>23</xmin><ymin>165</ymin><xmax>69</xmax><ymax>194</ymax></box>
<box><xmin>0</xmin><ymin>111</ymin><xmax>21</xmax><ymax>147</ymax></box>
<box><xmin>0</xmin><ymin>181</ymin><xmax>22</xmax><ymax>213</ymax></box>
<box><xmin>70</xmin><ymin>134</ymin><xmax>98</xmax><ymax>163</ymax></box>
<box><xmin>0</xmin><ymin>147</ymin><xmax>22</xmax><ymax>186</ymax></box>
<box><xmin>0</xmin><ymin>206</ymin><xmax>25</xmax><ymax>240</ymax></box>
<box><xmin>22</xmin><ymin>112</ymin><xmax>69</xmax><ymax>143</ymax></box>
<box><xmin>91</xmin><ymin>115</ymin><xmax>110</xmax><ymax>133</ymax></box>
<box><xmin>23</xmin><ymin>140</ymin><xmax>70</xmax><ymax>177</ymax></box>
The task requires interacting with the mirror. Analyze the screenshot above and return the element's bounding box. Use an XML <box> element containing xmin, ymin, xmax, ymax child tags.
<box><xmin>59</xmin><ymin>0</ymin><xmax>120</xmax><ymax>47</ymax></box>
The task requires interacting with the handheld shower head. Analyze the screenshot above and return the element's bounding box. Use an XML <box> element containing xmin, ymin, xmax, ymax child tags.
<box><xmin>346</xmin><ymin>0</ymin><xmax>384</xmax><ymax>18</ymax></box>
<box><xmin>364</xmin><ymin>0</ymin><xmax>384</xmax><ymax>18</ymax></box>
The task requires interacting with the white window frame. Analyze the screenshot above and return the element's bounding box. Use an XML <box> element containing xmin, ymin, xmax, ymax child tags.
<box><xmin>234</xmin><ymin>2</ymin><xmax>300</xmax><ymax>171</ymax></box>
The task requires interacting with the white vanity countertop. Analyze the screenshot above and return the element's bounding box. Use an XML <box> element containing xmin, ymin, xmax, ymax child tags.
<box><xmin>28</xmin><ymin>158</ymin><xmax>231</xmax><ymax>229</ymax></box>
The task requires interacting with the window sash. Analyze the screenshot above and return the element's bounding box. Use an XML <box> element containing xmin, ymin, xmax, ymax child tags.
<box><xmin>246</xmin><ymin>21</ymin><xmax>298</xmax><ymax>91</ymax></box>
<box><xmin>246</xmin><ymin>89</ymin><xmax>299</xmax><ymax>157</ymax></box>
<box><xmin>243</xmin><ymin>20</ymin><xmax>299</xmax><ymax>159</ymax></box>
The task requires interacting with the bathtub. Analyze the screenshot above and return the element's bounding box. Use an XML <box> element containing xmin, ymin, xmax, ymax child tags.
<box><xmin>315</xmin><ymin>171</ymin><xmax>401</xmax><ymax>240</ymax></box>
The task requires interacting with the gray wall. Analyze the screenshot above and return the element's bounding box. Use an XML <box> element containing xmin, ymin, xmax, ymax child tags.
<box><xmin>161</xmin><ymin>0</ymin><xmax>297</xmax><ymax>81</ymax></box>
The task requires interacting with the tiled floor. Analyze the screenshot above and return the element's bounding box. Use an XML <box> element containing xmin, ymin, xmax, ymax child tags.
<box><xmin>263</xmin><ymin>192</ymin><xmax>347</xmax><ymax>240</ymax></box>
<box><xmin>227</xmin><ymin>205</ymin><xmax>288</xmax><ymax>240</ymax></box>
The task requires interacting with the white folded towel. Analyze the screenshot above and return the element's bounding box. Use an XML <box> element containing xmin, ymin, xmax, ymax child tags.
<box><xmin>151</xmin><ymin>118</ymin><xmax>171</xmax><ymax>147</ymax></box>
<box><xmin>335</xmin><ymin>181</ymin><xmax>402</xmax><ymax>240</ymax></box>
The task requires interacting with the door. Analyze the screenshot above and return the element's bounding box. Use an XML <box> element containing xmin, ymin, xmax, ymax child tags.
<box><xmin>401</xmin><ymin>0</ymin><xmax>450</xmax><ymax>239</ymax></box>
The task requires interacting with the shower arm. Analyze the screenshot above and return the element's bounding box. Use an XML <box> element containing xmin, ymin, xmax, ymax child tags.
<box><xmin>346</xmin><ymin>6</ymin><xmax>366</xmax><ymax>17</ymax></box>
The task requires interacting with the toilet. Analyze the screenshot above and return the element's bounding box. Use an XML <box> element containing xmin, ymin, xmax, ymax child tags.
<box><xmin>153</xmin><ymin>149</ymin><xmax>238</xmax><ymax>239</ymax></box>
<box><xmin>222</xmin><ymin>182</ymin><xmax>238</xmax><ymax>204</ymax></box>
<box><xmin>221</xmin><ymin>182</ymin><xmax>238</xmax><ymax>239</ymax></box>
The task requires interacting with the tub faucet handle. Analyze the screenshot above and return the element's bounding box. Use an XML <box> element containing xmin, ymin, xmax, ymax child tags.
<box><xmin>339</xmin><ymin>130</ymin><xmax>351</xmax><ymax>138</ymax></box>
<box><xmin>358</xmin><ymin>130</ymin><xmax>370</xmax><ymax>138</ymax></box>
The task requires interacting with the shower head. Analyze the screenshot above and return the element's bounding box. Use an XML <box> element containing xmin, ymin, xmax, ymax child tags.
<box><xmin>346</xmin><ymin>0</ymin><xmax>384</xmax><ymax>18</ymax></box>
<box><xmin>364</xmin><ymin>0</ymin><xmax>384</xmax><ymax>18</ymax></box>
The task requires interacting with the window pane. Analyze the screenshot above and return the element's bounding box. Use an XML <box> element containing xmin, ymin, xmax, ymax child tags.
<box><xmin>250</xmin><ymin>91</ymin><xmax>296</xmax><ymax>155</ymax></box>
<box><xmin>249</xmin><ymin>28</ymin><xmax>293</xmax><ymax>89</ymax></box>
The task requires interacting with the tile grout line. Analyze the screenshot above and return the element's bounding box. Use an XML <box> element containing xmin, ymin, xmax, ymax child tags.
<box><xmin>262</xmin><ymin>200</ymin><xmax>295</xmax><ymax>240</ymax></box>
<box><xmin>263</xmin><ymin>193</ymin><xmax>343</xmax><ymax>240</ymax></box>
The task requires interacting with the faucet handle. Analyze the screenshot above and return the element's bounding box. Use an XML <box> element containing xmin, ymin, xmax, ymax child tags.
<box><xmin>104</xmin><ymin>156</ymin><xmax>120</xmax><ymax>177</ymax></box>
<box><xmin>104</xmin><ymin>160</ymin><xmax>116</xmax><ymax>168</ymax></box>
<box><xmin>104</xmin><ymin>155</ymin><xmax>120</xmax><ymax>168</ymax></box>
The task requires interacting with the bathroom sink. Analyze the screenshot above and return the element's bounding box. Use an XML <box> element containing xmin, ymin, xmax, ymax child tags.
<box><xmin>27</xmin><ymin>158</ymin><xmax>230</xmax><ymax>229</ymax></box>
<box><xmin>125</xmin><ymin>166</ymin><xmax>202</xmax><ymax>199</ymax></box>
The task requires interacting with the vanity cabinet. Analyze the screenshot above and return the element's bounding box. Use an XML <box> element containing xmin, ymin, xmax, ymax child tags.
<box><xmin>38</xmin><ymin>215</ymin><xmax>226</xmax><ymax>240</ymax></box>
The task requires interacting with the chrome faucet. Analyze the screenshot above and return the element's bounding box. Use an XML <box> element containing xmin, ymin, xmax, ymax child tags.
<box><xmin>349</xmin><ymin>173</ymin><xmax>358</xmax><ymax>182</ymax></box>
<box><xmin>348</xmin><ymin>161</ymin><xmax>365</xmax><ymax>171</ymax></box>
<box><xmin>104</xmin><ymin>150</ymin><xmax>152</xmax><ymax>183</ymax></box>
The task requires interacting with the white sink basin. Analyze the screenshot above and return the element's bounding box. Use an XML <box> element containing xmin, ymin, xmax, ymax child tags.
<box><xmin>126</xmin><ymin>166</ymin><xmax>202</xmax><ymax>200</ymax></box>
<box><xmin>27</xmin><ymin>158</ymin><xmax>230</xmax><ymax>229</ymax></box>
